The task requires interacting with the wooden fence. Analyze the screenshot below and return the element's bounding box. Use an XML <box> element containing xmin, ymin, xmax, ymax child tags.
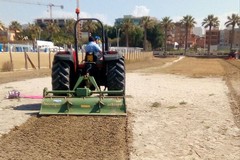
<box><xmin>0</xmin><ymin>48</ymin><xmax>153</xmax><ymax>71</ymax></box>
<box><xmin>112</xmin><ymin>47</ymin><xmax>152</xmax><ymax>61</ymax></box>
<box><xmin>153</xmin><ymin>50</ymin><xmax>229</xmax><ymax>58</ymax></box>
<box><xmin>79</xmin><ymin>47</ymin><xmax>152</xmax><ymax>62</ymax></box>
<box><xmin>0</xmin><ymin>52</ymin><xmax>55</xmax><ymax>71</ymax></box>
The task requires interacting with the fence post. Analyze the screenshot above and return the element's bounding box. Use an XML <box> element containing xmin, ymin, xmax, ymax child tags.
<box><xmin>138</xmin><ymin>50</ymin><xmax>140</xmax><ymax>59</ymax></box>
<box><xmin>131</xmin><ymin>49</ymin><xmax>134</xmax><ymax>60</ymax></box>
<box><xmin>136</xmin><ymin>49</ymin><xmax>138</xmax><ymax>60</ymax></box>
<box><xmin>9</xmin><ymin>45</ymin><xmax>13</xmax><ymax>71</ymax></box>
<box><xmin>123</xmin><ymin>49</ymin><xmax>126</xmax><ymax>60</ymax></box>
<box><xmin>134</xmin><ymin>49</ymin><xmax>136</xmax><ymax>60</ymax></box>
<box><xmin>124</xmin><ymin>48</ymin><xmax>127</xmax><ymax>60</ymax></box>
<box><xmin>129</xmin><ymin>49</ymin><xmax>131</xmax><ymax>60</ymax></box>
<box><xmin>140</xmin><ymin>50</ymin><xmax>142</xmax><ymax>60</ymax></box>
<box><xmin>38</xmin><ymin>47</ymin><xmax>40</xmax><ymax>69</ymax></box>
<box><xmin>49</xmin><ymin>50</ymin><xmax>51</xmax><ymax>69</ymax></box>
<box><xmin>132</xmin><ymin>49</ymin><xmax>134</xmax><ymax>60</ymax></box>
<box><xmin>24</xmin><ymin>51</ymin><xmax>28</xmax><ymax>70</ymax></box>
<box><xmin>26</xmin><ymin>52</ymin><xmax>36</xmax><ymax>69</ymax></box>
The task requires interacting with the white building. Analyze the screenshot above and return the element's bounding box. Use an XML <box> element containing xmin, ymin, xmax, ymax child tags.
<box><xmin>36</xmin><ymin>40</ymin><xmax>63</xmax><ymax>52</ymax></box>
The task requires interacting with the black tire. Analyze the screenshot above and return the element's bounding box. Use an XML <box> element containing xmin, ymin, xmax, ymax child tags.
<box><xmin>52</xmin><ymin>60</ymin><xmax>71</xmax><ymax>91</ymax></box>
<box><xmin>107</xmin><ymin>57</ymin><xmax>125</xmax><ymax>96</ymax></box>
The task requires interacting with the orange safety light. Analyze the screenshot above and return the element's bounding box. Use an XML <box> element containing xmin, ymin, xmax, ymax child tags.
<box><xmin>75</xmin><ymin>8</ymin><xmax>80</xmax><ymax>14</ymax></box>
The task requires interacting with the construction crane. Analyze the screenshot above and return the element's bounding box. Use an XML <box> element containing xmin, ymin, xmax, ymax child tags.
<box><xmin>46</xmin><ymin>3</ymin><xmax>64</xmax><ymax>20</ymax></box>
<box><xmin>0</xmin><ymin>0</ymin><xmax>64</xmax><ymax>20</ymax></box>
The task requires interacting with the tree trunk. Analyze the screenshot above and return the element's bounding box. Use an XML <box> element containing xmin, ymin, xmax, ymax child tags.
<box><xmin>208</xmin><ymin>26</ymin><xmax>212</xmax><ymax>55</ymax></box>
<box><xmin>230</xmin><ymin>25</ymin><xmax>235</xmax><ymax>51</ymax></box>
<box><xmin>32</xmin><ymin>40</ymin><xmax>35</xmax><ymax>51</ymax></box>
<box><xmin>164</xmin><ymin>28</ymin><xmax>167</xmax><ymax>52</ymax></box>
<box><xmin>184</xmin><ymin>25</ymin><xmax>188</xmax><ymax>55</ymax></box>
<box><xmin>9</xmin><ymin>49</ymin><xmax>13</xmax><ymax>71</ymax></box>
<box><xmin>126</xmin><ymin>30</ymin><xmax>129</xmax><ymax>47</ymax></box>
<box><xmin>144</xmin><ymin>28</ymin><xmax>147</xmax><ymax>51</ymax></box>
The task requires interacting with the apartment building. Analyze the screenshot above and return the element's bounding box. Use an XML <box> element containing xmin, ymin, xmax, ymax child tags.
<box><xmin>196</xmin><ymin>36</ymin><xmax>205</xmax><ymax>48</ymax></box>
<box><xmin>0</xmin><ymin>30</ymin><xmax>15</xmax><ymax>42</ymax></box>
<box><xmin>114</xmin><ymin>15</ymin><xmax>158</xmax><ymax>26</ymax></box>
<box><xmin>172</xmin><ymin>22</ymin><xmax>194</xmax><ymax>48</ymax></box>
<box><xmin>217</xmin><ymin>28</ymin><xmax>240</xmax><ymax>50</ymax></box>
<box><xmin>205</xmin><ymin>29</ymin><xmax>220</xmax><ymax>45</ymax></box>
<box><xmin>114</xmin><ymin>15</ymin><xmax>142</xmax><ymax>26</ymax></box>
<box><xmin>35</xmin><ymin>18</ymin><xmax>74</xmax><ymax>28</ymax></box>
<box><xmin>219</xmin><ymin>29</ymin><xmax>230</xmax><ymax>49</ymax></box>
<box><xmin>229</xmin><ymin>28</ymin><xmax>240</xmax><ymax>49</ymax></box>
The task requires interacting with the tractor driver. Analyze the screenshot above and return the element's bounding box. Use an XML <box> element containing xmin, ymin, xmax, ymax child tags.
<box><xmin>85</xmin><ymin>36</ymin><xmax>102</xmax><ymax>53</ymax></box>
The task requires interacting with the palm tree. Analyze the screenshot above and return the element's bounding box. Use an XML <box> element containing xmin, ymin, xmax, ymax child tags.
<box><xmin>0</xmin><ymin>21</ymin><xmax>7</xmax><ymax>50</ymax></box>
<box><xmin>28</xmin><ymin>23</ymin><xmax>42</xmax><ymax>50</ymax></box>
<box><xmin>202</xmin><ymin>14</ymin><xmax>220</xmax><ymax>54</ymax></box>
<box><xmin>225</xmin><ymin>13</ymin><xmax>240</xmax><ymax>51</ymax></box>
<box><xmin>141</xmin><ymin>16</ymin><xmax>156</xmax><ymax>51</ymax></box>
<box><xmin>46</xmin><ymin>22</ymin><xmax>60</xmax><ymax>41</ymax></box>
<box><xmin>180</xmin><ymin>15</ymin><xmax>196</xmax><ymax>55</ymax></box>
<box><xmin>82</xmin><ymin>20</ymin><xmax>98</xmax><ymax>37</ymax></box>
<box><xmin>65</xmin><ymin>19</ymin><xmax>75</xmax><ymax>34</ymax></box>
<box><xmin>62</xmin><ymin>19</ymin><xmax>75</xmax><ymax>46</ymax></box>
<box><xmin>160</xmin><ymin>17</ymin><xmax>175</xmax><ymax>52</ymax></box>
<box><xmin>0</xmin><ymin>21</ymin><xmax>5</xmax><ymax>31</ymax></box>
<box><xmin>29</xmin><ymin>23</ymin><xmax>42</xmax><ymax>39</ymax></box>
<box><xmin>121</xmin><ymin>18</ymin><xmax>134</xmax><ymax>47</ymax></box>
<box><xmin>9</xmin><ymin>21</ymin><xmax>22</xmax><ymax>40</ymax></box>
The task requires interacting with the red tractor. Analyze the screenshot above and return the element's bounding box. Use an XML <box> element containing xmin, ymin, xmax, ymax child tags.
<box><xmin>40</xmin><ymin>18</ymin><xmax>126</xmax><ymax>115</ymax></box>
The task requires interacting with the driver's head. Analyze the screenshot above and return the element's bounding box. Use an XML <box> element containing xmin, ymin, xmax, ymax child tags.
<box><xmin>89</xmin><ymin>36</ymin><xmax>95</xmax><ymax>42</ymax></box>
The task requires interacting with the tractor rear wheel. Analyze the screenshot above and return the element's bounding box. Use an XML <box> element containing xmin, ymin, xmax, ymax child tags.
<box><xmin>107</xmin><ymin>57</ymin><xmax>125</xmax><ymax>96</ymax></box>
<box><xmin>52</xmin><ymin>60</ymin><xmax>71</xmax><ymax>91</ymax></box>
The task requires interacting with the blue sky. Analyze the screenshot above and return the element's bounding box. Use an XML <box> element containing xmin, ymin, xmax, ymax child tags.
<box><xmin>0</xmin><ymin>0</ymin><xmax>239</xmax><ymax>29</ymax></box>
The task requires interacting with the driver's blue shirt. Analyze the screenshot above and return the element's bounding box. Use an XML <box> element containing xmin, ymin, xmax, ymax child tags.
<box><xmin>85</xmin><ymin>41</ymin><xmax>102</xmax><ymax>53</ymax></box>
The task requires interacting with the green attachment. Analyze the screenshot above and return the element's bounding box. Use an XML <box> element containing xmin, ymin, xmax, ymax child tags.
<box><xmin>73</xmin><ymin>75</ymin><xmax>100</xmax><ymax>91</ymax></box>
<box><xmin>76</xmin><ymin>88</ymin><xmax>91</xmax><ymax>97</ymax></box>
<box><xmin>39</xmin><ymin>75</ymin><xmax>126</xmax><ymax>116</ymax></box>
<box><xmin>40</xmin><ymin>96</ymin><xmax>126</xmax><ymax>115</ymax></box>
